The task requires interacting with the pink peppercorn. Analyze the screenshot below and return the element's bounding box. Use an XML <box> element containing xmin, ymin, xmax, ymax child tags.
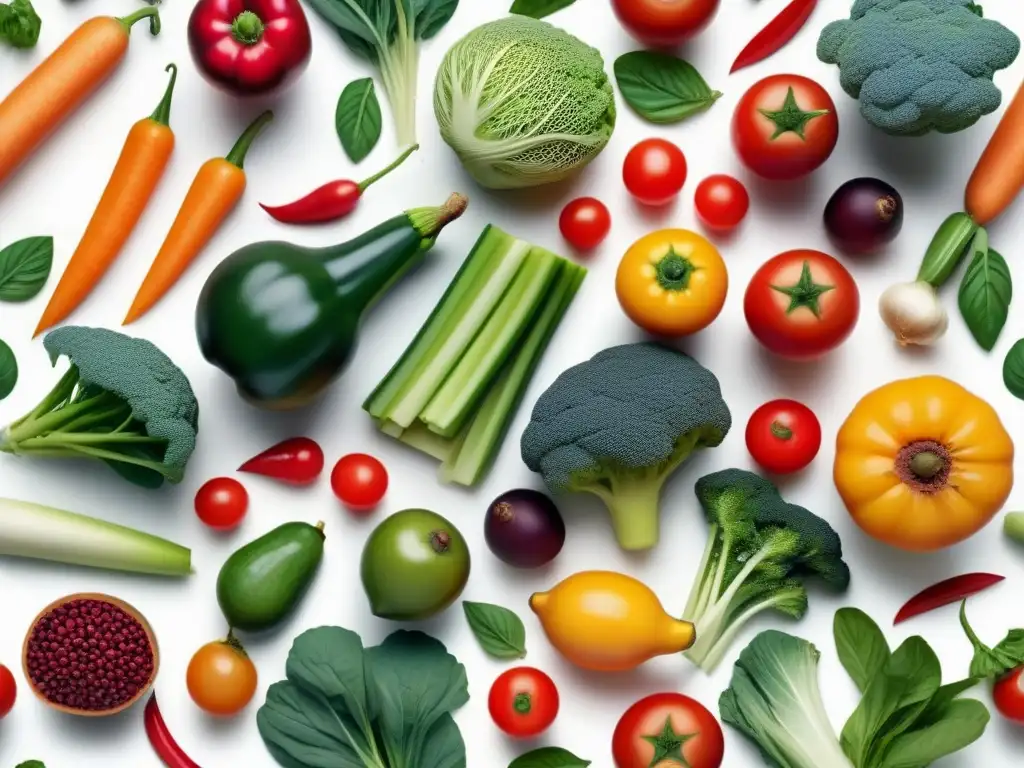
<box><xmin>25</xmin><ymin>598</ymin><xmax>154</xmax><ymax>712</ymax></box>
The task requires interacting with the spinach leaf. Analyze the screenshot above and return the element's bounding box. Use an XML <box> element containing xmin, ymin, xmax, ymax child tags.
<box><xmin>336</xmin><ymin>77</ymin><xmax>382</xmax><ymax>163</ymax></box>
<box><xmin>509</xmin><ymin>746</ymin><xmax>592</xmax><ymax>767</ymax></box>
<box><xmin>959</xmin><ymin>600</ymin><xmax>1024</xmax><ymax>679</ymax></box>
<box><xmin>421</xmin><ymin>716</ymin><xmax>467</xmax><ymax>768</ymax></box>
<box><xmin>415</xmin><ymin>0</ymin><xmax>459</xmax><ymax>38</ymax></box>
<box><xmin>958</xmin><ymin>236</ymin><xmax>1011</xmax><ymax>351</ymax></box>
<box><xmin>835</xmin><ymin>607</ymin><xmax>891</xmax><ymax>693</ymax></box>
<box><xmin>509</xmin><ymin>0</ymin><xmax>578</xmax><ymax>18</ymax></box>
<box><xmin>1003</xmin><ymin>338</ymin><xmax>1024</xmax><ymax>399</ymax></box>
<box><xmin>0</xmin><ymin>338</ymin><xmax>17</xmax><ymax>401</ymax></box>
<box><xmin>463</xmin><ymin>601</ymin><xmax>527</xmax><ymax>659</ymax></box>
<box><xmin>915</xmin><ymin>677</ymin><xmax>981</xmax><ymax>727</ymax></box>
<box><xmin>0</xmin><ymin>236</ymin><xmax>53</xmax><ymax>301</ymax></box>
<box><xmin>879</xmin><ymin>699</ymin><xmax>990</xmax><ymax>768</ymax></box>
<box><xmin>614</xmin><ymin>51</ymin><xmax>722</xmax><ymax>124</ymax></box>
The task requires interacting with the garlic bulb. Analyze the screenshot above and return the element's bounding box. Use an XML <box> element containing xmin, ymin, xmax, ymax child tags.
<box><xmin>878</xmin><ymin>281</ymin><xmax>948</xmax><ymax>346</ymax></box>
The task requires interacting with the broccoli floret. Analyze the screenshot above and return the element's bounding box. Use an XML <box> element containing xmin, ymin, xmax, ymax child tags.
<box><xmin>682</xmin><ymin>469</ymin><xmax>851</xmax><ymax>673</ymax></box>
<box><xmin>520</xmin><ymin>342</ymin><xmax>731</xmax><ymax>551</ymax></box>
<box><xmin>817</xmin><ymin>0</ymin><xmax>1020</xmax><ymax>136</ymax></box>
<box><xmin>0</xmin><ymin>326</ymin><xmax>199</xmax><ymax>488</ymax></box>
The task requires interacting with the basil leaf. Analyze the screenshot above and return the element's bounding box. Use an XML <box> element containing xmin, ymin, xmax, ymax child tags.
<box><xmin>509</xmin><ymin>746</ymin><xmax>591</xmax><ymax>768</ymax></box>
<box><xmin>0</xmin><ymin>236</ymin><xmax>53</xmax><ymax>301</ymax></box>
<box><xmin>614</xmin><ymin>51</ymin><xmax>722</xmax><ymax>124</ymax></box>
<box><xmin>0</xmin><ymin>339</ymin><xmax>16</xmax><ymax>401</ymax></box>
<box><xmin>958</xmin><ymin>239</ymin><xmax>1011</xmax><ymax>351</ymax></box>
<box><xmin>509</xmin><ymin>0</ymin><xmax>578</xmax><ymax>18</ymax></box>
<box><xmin>1003</xmin><ymin>338</ymin><xmax>1024</xmax><ymax>399</ymax></box>
<box><xmin>463</xmin><ymin>601</ymin><xmax>527</xmax><ymax>660</ymax></box>
<box><xmin>336</xmin><ymin>77</ymin><xmax>382</xmax><ymax>163</ymax></box>
<box><xmin>878</xmin><ymin>699</ymin><xmax>989</xmax><ymax>768</ymax></box>
<box><xmin>835</xmin><ymin>607</ymin><xmax>891</xmax><ymax>694</ymax></box>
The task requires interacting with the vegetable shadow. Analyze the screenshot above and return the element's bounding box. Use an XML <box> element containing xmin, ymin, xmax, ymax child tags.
<box><xmin>548</xmin><ymin>651</ymin><xmax>694</xmax><ymax>701</ymax></box>
<box><xmin>853</xmin><ymin>119</ymin><xmax>954</xmax><ymax>192</ymax></box>
<box><xmin>840</xmin><ymin>520</ymin><xmax>958</xmax><ymax>589</ymax></box>
<box><xmin>745</xmin><ymin>174</ymin><xmax>822</xmax><ymax>220</ymax></box>
<box><xmin>746</xmin><ymin>338</ymin><xmax>842</xmax><ymax>401</ymax></box>
<box><xmin>470</xmin><ymin>177</ymin><xmax>580</xmax><ymax>214</ymax></box>
<box><xmin>41</xmin><ymin>701</ymin><xmax>136</xmax><ymax>739</ymax></box>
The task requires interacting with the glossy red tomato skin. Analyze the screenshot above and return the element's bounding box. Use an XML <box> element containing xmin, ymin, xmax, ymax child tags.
<box><xmin>744</xmin><ymin>249</ymin><xmax>859</xmax><ymax>359</ymax></box>
<box><xmin>194</xmin><ymin>477</ymin><xmax>249</xmax><ymax>530</ymax></box>
<box><xmin>745</xmin><ymin>399</ymin><xmax>822</xmax><ymax>474</ymax></box>
<box><xmin>613</xmin><ymin>692</ymin><xmax>724</xmax><ymax>768</ymax></box>
<box><xmin>694</xmin><ymin>174</ymin><xmax>750</xmax><ymax>230</ymax></box>
<box><xmin>623</xmin><ymin>139</ymin><xmax>688</xmax><ymax>206</ymax></box>
<box><xmin>559</xmin><ymin>197</ymin><xmax>612</xmax><ymax>250</ymax></box>
<box><xmin>0</xmin><ymin>664</ymin><xmax>16</xmax><ymax>719</ymax></box>
<box><xmin>331</xmin><ymin>453</ymin><xmax>389</xmax><ymax>512</ymax></box>
<box><xmin>488</xmin><ymin>667</ymin><xmax>559</xmax><ymax>738</ymax></box>
<box><xmin>732</xmin><ymin>74</ymin><xmax>839</xmax><ymax>181</ymax></box>
<box><xmin>611</xmin><ymin>0</ymin><xmax>721</xmax><ymax>46</ymax></box>
<box><xmin>994</xmin><ymin>667</ymin><xmax>1024</xmax><ymax>722</ymax></box>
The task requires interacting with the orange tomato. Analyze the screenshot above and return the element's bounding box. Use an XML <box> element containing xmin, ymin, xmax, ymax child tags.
<box><xmin>615</xmin><ymin>229</ymin><xmax>728</xmax><ymax>336</ymax></box>
<box><xmin>186</xmin><ymin>635</ymin><xmax>257</xmax><ymax>716</ymax></box>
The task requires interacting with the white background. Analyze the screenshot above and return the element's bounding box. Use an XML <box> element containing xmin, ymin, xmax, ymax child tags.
<box><xmin>2</xmin><ymin>0</ymin><xmax>1024</xmax><ymax>766</ymax></box>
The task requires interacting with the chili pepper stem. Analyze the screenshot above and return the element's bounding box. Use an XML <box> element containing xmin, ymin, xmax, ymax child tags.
<box><xmin>150</xmin><ymin>64</ymin><xmax>178</xmax><ymax>126</ymax></box>
<box><xmin>226</xmin><ymin>111</ymin><xmax>274</xmax><ymax>168</ymax></box>
<box><xmin>118</xmin><ymin>6</ymin><xmax>161</xmax><ymax>37</ymax></box>
<box><xmin>358</xmin><ymin>144</ymin><xmax>420</xmax><ymax>192</ymax></box>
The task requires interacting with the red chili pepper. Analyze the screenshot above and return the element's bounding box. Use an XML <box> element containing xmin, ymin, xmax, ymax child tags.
<box><xmin>731</xmin><ymin>0</ymin><xmax>819</xmax><ymax>74</ymax></box>
<box><xmin>238</xmin><ymin>436</ymin><xmax>324</xmax><ymax>485</ymax></box>
<box><xmin>188</xmin><ymin>0</ymin><xmax>312</xmax><ymax>96</ymax></box>
<box><xmin>894</xmin><ymin>572</ymin><xmax>1004</xmax><ymax>625</ymax></box>
<box><xmin>145</xmin><ymin>693</ymin><xmax>202</xmax><ymax>768</ymax></box>
<box><xmin>260</xmin><ymin>144</ymin><xmax>419</xmax><ymax>224</ymax></box>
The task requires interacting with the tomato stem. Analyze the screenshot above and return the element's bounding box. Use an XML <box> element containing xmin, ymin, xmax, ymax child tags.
<box><xmin>655</xmin><ymin>249</ymin><xmax>695</xmax><ymax>292</ymax></box>
<box><xmin>770</xmin><ymin>260</ymin><xmax>834</xmax><ymax>318</ymax></box>
<box><xmin>430</xmin><ymin>530</ymin><xmax>451</xmax><ymax>553</ymax></box>
<box><xmin>223</xmin><ymin>629</ymin><xmax>248</xmax><ymax>657</ymax></box>
<box><xmin>513</xmin><ymin>692</ymin><xmax>532</xmax><ymax>714</ymax></box>
<box><xmin>758</xmin><ymin>86</ymin><xmax>829</xmax><ymax>140</ymax></box>
<box><xmin>770</xmin><ymin>421</ymin><xmax>793</xmax><ymax>440</ymax></box>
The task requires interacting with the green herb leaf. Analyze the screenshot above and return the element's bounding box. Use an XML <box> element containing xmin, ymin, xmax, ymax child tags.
<box><xmin>509</xmin><ymin>746</ymin><xmax>591</xmax><ymax>768</ymax></box>
<box><xmin>958</xmin><ymin>235</ymin><xmax>1011</xmax><ymax>351</ymax></box>
<box><xmin>0</xmin><ymin>236</ymin><xmax>53</xmax><ymax>301</ymax></box>
<box><xmin>1003</xmin><ymin>338</ymin><xmax>1024</xmax><ymax>399</ymax></box>
<box><xmin>878</xmin><ymin>698</ymin><xmax>989</xmax><ymax>768</ymax></box>
<box><xmin>835</xmin><ymin>607</ymin><xmax>891</xmax><ymax>694</ymax></box>
<box><xmin>336</xmin><ymin>77</ymin><xmax>382</xmax><ymax>163</ymax></box>
<box><xmin>509</xmin><ymin>0</ymin><xmax>578</xmax><ymax>18</ymax></box>
<box><xmin>0</xmin><ymin>338</ymin><xmax>17</xmax><ymax>401</ymax></box>
<box><xmin>614</xmin><ymin>51</ymin><xmax>722</xmax><ymax>124</ymax></box>
<box><xmin>463</xmin><ymin>601</ymin><xmax>527</xmax><ymax>659</ymax></box>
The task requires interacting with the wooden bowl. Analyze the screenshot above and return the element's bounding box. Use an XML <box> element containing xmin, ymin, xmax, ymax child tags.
<box><xmin>21</xmin><ymin>592</ymin><xmax>160</xmax><ymax>717</ymax></box>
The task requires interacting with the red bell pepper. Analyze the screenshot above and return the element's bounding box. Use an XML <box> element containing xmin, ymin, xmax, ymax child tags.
<box><xmin>188</xmin><ymin>0</ymin><xmax>312</xmax><ymax>97</ymax></box>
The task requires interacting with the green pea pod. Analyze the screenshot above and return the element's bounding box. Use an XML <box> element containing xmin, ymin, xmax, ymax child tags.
<box><xmin>917</xmin><ymin>212</ymin><xmax>978</xmax><ymax>287</ymax></box>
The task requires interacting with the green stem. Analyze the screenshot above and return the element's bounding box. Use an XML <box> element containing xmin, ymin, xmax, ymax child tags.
<box><xmin>513</xmin><ymin>693</ymin><xmax>532</xmax><ymax>715</ymax></box>
<box><xmin>149</xmin><ymin>63</ymin><xmax>178</xmax><ymax>126</ymax></box>
<box><xmin>358</xmin><ymin>144</ymin><xmax>419</xmax><ymax>192</ymax></box>
<box><xmin>231</xmin><ymin>10</ymin><xmax>264</xmax><ymax>44</ymax></box>
<box><xmin>117</xmin><ymin>6</ymin><xmax>161</xmax><ymax>37</ymax></box>
<box><xmin>225</xmin><ymin>111</ymin><xmax>274</xmax><ymax>169</ymax></box>
<box><xmin>656</xmin><ymin>249</ymin><xmax>695</xmax><ymax>292</ymax></box>
<box><xmin>405</xmin><ymin>193</ymin><xmax>468</xmax><ymax>241</ymax></box>
<box><xmin>770</xmin><ymin>421</ymin><xmax>793</xmax><ymax>440</ymax></box>
<box><xmin>910</xmin><ymin>451</ymin><xmax>945</xmax><ymax>480</ymax></box>
<box><xmin>959</xmin><ymin>600</ymin><xmax>990</xmax><ymax>653</ymax></box>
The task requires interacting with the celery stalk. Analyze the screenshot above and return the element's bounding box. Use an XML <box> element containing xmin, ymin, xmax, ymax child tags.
<box><xmin>419</xmin><ymin>246</ymin><xmax>561</xmax><ymax>438</ymax></box>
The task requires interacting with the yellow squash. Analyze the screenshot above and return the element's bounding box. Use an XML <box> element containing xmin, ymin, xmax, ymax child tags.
<box><xmin>529</xmin><ymin>570</ymin><xmax>695</xmax><ymax>672</ymax></box>
<box><xmin>834</xmin><ymin>375</ymin><xmax>1013</xmax><ymax>552</ymax></box>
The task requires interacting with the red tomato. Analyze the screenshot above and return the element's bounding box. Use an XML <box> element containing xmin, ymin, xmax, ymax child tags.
<box><xmin>0</xmin><ymin>664</ymin><xmax>16</xmax><ymax>719</ymax></box>
<box><xmin>744</xmin><ymin>249</ymin><xmax>859</xmax><ymax>359</ymax></box>
<box><xmin>331</xmin><ymin>453</ymin><xmax>388</xmax><ymax>512</ymax></box>
<box><xmin>559</xmin><ymin>197</ymin><xmax>612</xmax><ymax>250</ymax></box>
<box><xmin>993</xmin><ymin>666</ymin><xmax>1024</xmax><ymax>723</ymax></box>
<box><xmin>194</xmin><ymin>477</ymin><xmax>249</xmax><ymax>530</ymax></box>
<box><xmin>623</xmin><ymin>139</ymin><xmax>687</xmax><ymax>206</ymax></box>
<box><xmin>732</xmin><ymin>74</ymin><xmax>839</xmax><ymax>180</ymax></box>
<box><xmin>613</xmin><ymin>693</ymin><xmax>724</xmax><ymax>768</ymax></box>
<box><xmin>745</xmin><ymin>399</ymin><xmax>822</xmax><ymax>474</ymax></box>
<box><xmin>488</xmin><ymin>667</ymin><xmax>559</xmax><ymax>738</ymax></box>
<box><xmin>611</xmin><ymin>0</ymin><xmax>720</xmax><ymax>46</ymax></box>
<box><xmin>694</xmin><ymin>174</ymin><xmax>749</xmax><ymax>230</ymax></box>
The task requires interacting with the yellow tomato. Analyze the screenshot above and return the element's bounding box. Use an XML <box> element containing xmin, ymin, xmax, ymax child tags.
<box><xmin>616</xmin><ymin>229</ymin><xmax>728</xmax><ymax>336</ymax></box>
<box><xmin>834</xmin><ymin>375</ymin><xmax>1014</xmax><ymax>552</ymax></box>
<box><xmin>529</xmin><ymin>570</ymin><xmax>695</xmax><ymax>672</ymax></box>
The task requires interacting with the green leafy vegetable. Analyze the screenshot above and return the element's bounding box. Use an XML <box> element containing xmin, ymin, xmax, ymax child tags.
<box><xmin>509</xmin><ymin>747</ymin><xmax>591</xmax><ymax>767</ymax></box>
<box><xmin>614</xmin><ymin>51</ymin><xmax>722</xmax><ymax>124</ymax></box>
<box><xmin>834</xmin><ymin>607</ymin><xmax>891</xmax><ymax>694</ymax></box>
<box><xmin>957</xmin><ymin>229</ymin><xmax>1011</xmax><ymax>351</ymax></box>
<box><xmin>462</xmin><ymin>601</ymin><xmax>527</xmax><ymax>659</ymax></box>
<box><xmin>1002</xmin><ymin>338</ymin><xmax>1024</xmax><ymax>399</ymax></box>
<box><xmin>509</xmin><ymin>0</ymin><xmax>578</xmax><ymax>18</ymax></box>
<box><xmin>257</xmin><ymin>626</ymin><xmax>470</xmax><ymax>768</ymax></box>
<box><xmin>0</xmin><ymin>338</ymin><xmax>16</xmax><ymax>401</ymax></box>
<box><xmin>0</xmin><ymin>235</ymin><xmax>53</xmax><ymax>301</ymax></box>
<box><xmin>959</xmin><ymin>599</ymin><xmax>1024</xmax><ymax>679</ymax></box>
<box><xmin>303</xmin><ymin>0</ymin><xmax>459</xmax><ymax>147</ymax></box>
<box><xmin>15</xmin><ymin>761</ymin><xmax>45</xmax><ymax>768</ymax></box>
<box><xmin>0</xmin><ymin>0</ymin><xmax>41</xmax><ymax>49</ymax></box>
<box><xmin>336</xmin><ymin>77</ymin><xmax>382</xmax><ymax>163</ymax></box>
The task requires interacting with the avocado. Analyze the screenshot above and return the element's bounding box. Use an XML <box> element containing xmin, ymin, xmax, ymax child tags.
<box><xmin>216</xmin><ymin>520</ymin><xmax>325</xmax><ymax>631</ymax></box>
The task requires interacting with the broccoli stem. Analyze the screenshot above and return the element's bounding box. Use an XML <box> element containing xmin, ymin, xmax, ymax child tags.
<box><xmin>695</xmin><ymin>589</ymin><xmax>803</xmax><ymax>672</ymax></box>
<box><xmin>586</xmin><ymin>476</ymin><xmax>666</xmax><ymax>551</ymax></box>
<box><xmin>682</xmin><ymin>523</ymin><xmax>720</xmax><ymax>619</ymax></box>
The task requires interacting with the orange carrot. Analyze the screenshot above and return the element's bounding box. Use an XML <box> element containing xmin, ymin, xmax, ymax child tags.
<box><xmin>965</xmin><ymin>79</ymin><xmax>1024</xmax><ymax>226</ymax></box>
<box><xmin>123</xmin><ymin>111</ymin><xmax>274</xmax><ymax>325</ymax></box>
<box><xmin>35</xmin><ymin>64</ymin><xmax>179</xmax><ymax>337</ymax></box>
<box><xmin>0</xmin><ymin>7</ymin><xmax>161</xmax><ymax>191</ymax></box>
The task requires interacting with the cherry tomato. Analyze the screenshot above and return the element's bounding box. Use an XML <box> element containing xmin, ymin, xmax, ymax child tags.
<box><xmin>488</xmin><ymin>666</ymin><xmax>559</xmax><ymax>738</ymax></box>
<box><xmin>694</xmin><ymin>174</ymin><xmax>749</xmax><ymax>231</ymax></box>
<box><xmin>611</xmin><ymin>0</ymin><xmax>721</xmax><ymax>46</ymax></box>
<box><xmin>744</xmin><ymin>249</ymin><xmax>859</xmax><ymax>359</ymax></box>
<box><xmin>613</xmin><ymin>693</ymin><xmax>724</xmax><ymax>768</ymax></box>
<box><xmin>623</xmin><ymin>138</ymin><xmax>687</xmax><ymax>206</ymax></box>
<box><xmin>732</xmin><ymin>74</ymin><xmax>839</xmax><ymax>181</ymax></box>
<box><xmin>0</xmin><ymin>664</ymin><xmax>16</xmax><ymax>719</ymax></box>
<box><xmin>745</xmin><ymin>399</ymin><xmax>822</xmax><ymax>474</ymax></box>
<box><xmin>559</xmin><ymin>197</ymin><xmax>611</xmax><ymax>251</ymax></box>
<box><xmin>331</xmin><ymin>453</ymin><xmax>388</xmax><ymax>512</ymax></box>
<box><xmin>994</xmin><ymin>666</ymin><xmax>1024</xmax><ymax>723</ymax></box>
<box><xmin>187</xmin><ymin>636</ymin><xmax>258</xmax><ymax>717</ymax></box>
<box><xmin>194</xmin><ymin>477</ymin><xmax>249</xmax><ymax>530</ymax></box>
